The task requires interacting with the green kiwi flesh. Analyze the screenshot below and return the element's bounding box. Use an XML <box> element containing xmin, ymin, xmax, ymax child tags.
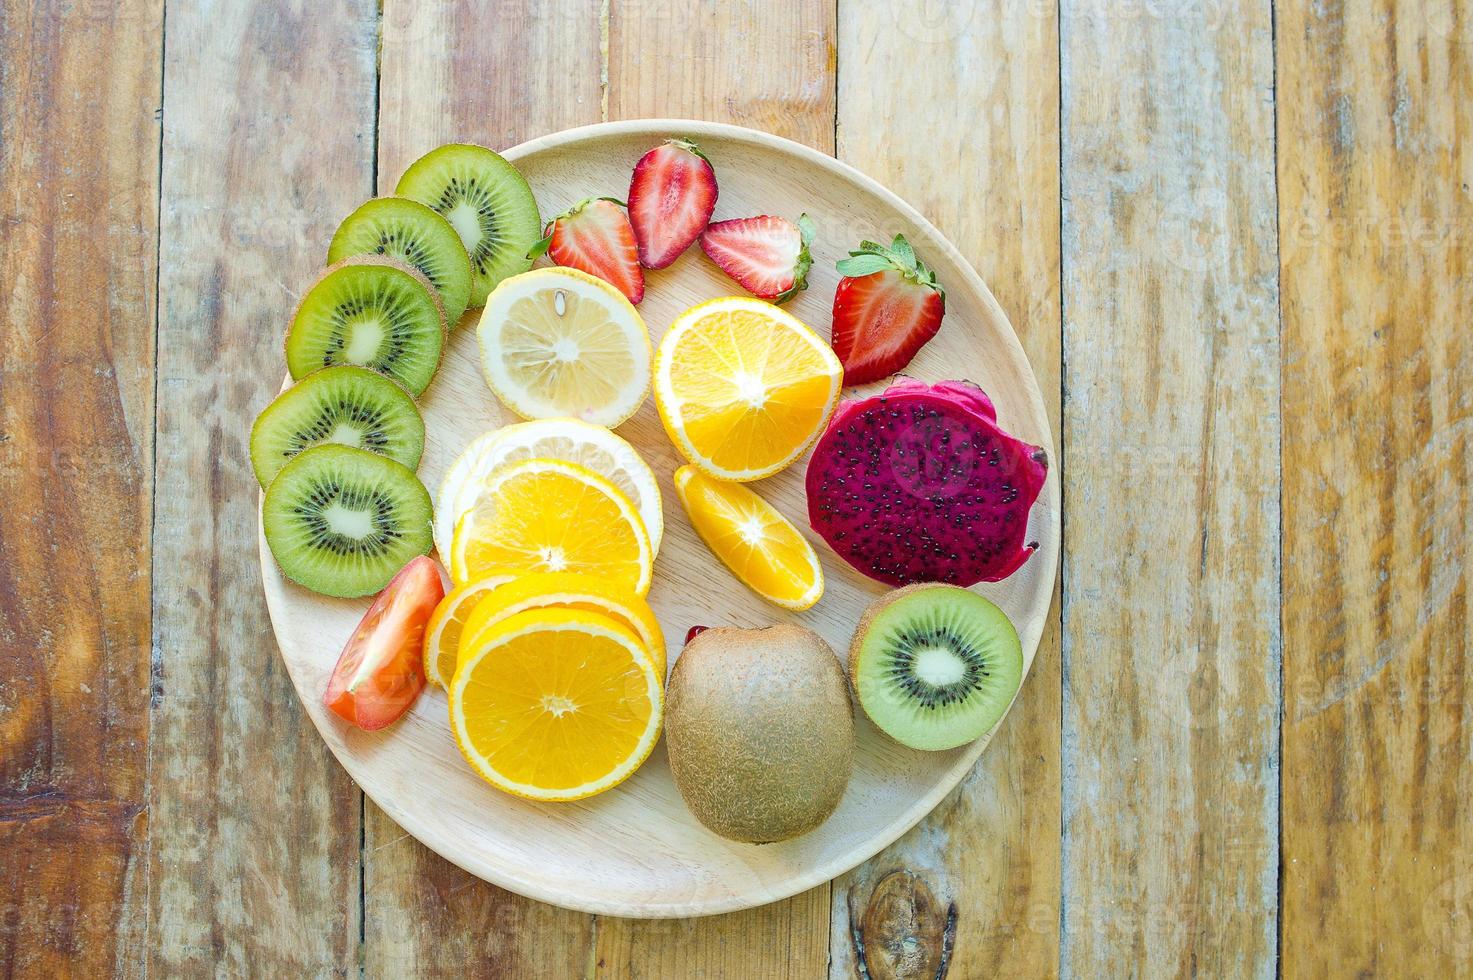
<box><xmin>848</xmin><ymin>584</ymin><xmax>1023</xmax><ymax>751</ymax></box>
<box><xmin>250</xmin><ymin>365</ymin><xmax>425</xmax><ymax>488</ymax></box>
<box><xmin>285</xmin><ymin>256</ymin><xmax>446</xmax><ymax>396</ymax></box>
<box><xmin>327</xmin><ymin>197</ymin><xmax>473</xmax><ymax>325</ymax></box>
<box><xmin>395</xmin><ymin>144</ymin><xmax>541</xmax><ymax>308</ymax></box>
<box><xmin>262</xmin><ymin>444</ymin><xmax>432</xmax><ymax>598</ymax></box>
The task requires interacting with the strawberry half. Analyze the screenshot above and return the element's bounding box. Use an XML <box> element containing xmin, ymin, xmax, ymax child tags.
<box><xmin>529</xmin><ymin>197</ymin><xmax>644</xmax><ymax>304</ymax></box>
<box><xmin>830</xmin><ymin>234</ymin><xmax>946</xmax><ymax>385</ymax></box>
<box><xmin>698</xmin><ymin>214</ymin><xmax>814</xmax><ymax>304</ymax></box>
<box><xmin>627</xmin><ymin>139</ymin><xmax>718</xmax><ymax>269</ymax></box>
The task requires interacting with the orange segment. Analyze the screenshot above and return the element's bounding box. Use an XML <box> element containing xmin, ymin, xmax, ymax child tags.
<box><xmin>674</xmin><ymin>465</ymin><xmax>824</xmax><ymax>611</ymax></box>
<box><xmin>449</xmin><ymin>457</ymin><xmax>653</xmax><ymax>594</ymax></box>
<box><xmin>655</xmin><ymin>297</ymin><xmax>842</xmax><ymax>481</ymax></box>
<box><xmin>458</xmin><ymin>571</ymin><xmax>666</xmax><ymax>676</ymax></box>
<box><xmin>449</xmin><ymin>607</ymin><xmax>662</xmax><ymax>801</ymax></box>
<box><xmin>422</xmin><ymin>574</ymin><xmax>516</xmax><ymax>689</ymax></box>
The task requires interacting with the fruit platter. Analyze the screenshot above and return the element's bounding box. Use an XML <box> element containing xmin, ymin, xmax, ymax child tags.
<box><xmin>257</xmin><ymin>120</ymin><xmax>1059</xmax><ymax>917</ymax></box>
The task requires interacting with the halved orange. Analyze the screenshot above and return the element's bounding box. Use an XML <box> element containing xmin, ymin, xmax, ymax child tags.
<box><xmin>457</xmin><ymin>571</ymin><xmax>667</xmax><ymax>675</ymax></box>
<box><xmin>449</xmin><ymin>457</ymin><xmax>653</xmax><ymax>594</ymax></box>
<box><xmin>654</xmin><ymin>297</ymin><xmax>842</xmax><ymax>481</ymax></box>
<box><xmin>674</xmin><ymin>465</ymin><xmax>824</xmax><ymax>611</ymax></box>
<box><xmin>421</xmin><ymin>574</ymin><xmax>516</xmax><ymax>689</ymax></box>
<box><xmin>449</xmin><ymin>607</ymin><xmax>662</xmax><ymax>801</ymax></box>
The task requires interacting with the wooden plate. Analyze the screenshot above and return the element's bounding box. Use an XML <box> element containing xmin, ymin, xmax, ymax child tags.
<box><xmin>259</xmin><ymin>119</ymin><xmax>1059</xmax><ymax>918</ymax></box>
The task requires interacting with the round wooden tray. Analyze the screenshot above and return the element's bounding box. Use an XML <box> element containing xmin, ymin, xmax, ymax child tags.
<box><xmin>259</xmin><ymin>119</ymin><xmax>1059</xmax><ymax>918</ymax></box>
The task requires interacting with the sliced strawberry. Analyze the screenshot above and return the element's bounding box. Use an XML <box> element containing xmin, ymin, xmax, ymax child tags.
<box><xmin>530</xmin><ymin>197</ymin><xmax>644</xmax><ymax>304</ymax></box>
<box><xmin>830</xmin><ymin>235</ymin><xmax>946</xmax><ymax>385</ymax></box>
<box><xmin>699</xmin><ymin>214</ymin><xmax>814</xmax><ymax>304</ymax></box>
<box><xmin>626</xmin><ymin>139</ymin><xmax>718</xmax><ymax>269</ymax></box>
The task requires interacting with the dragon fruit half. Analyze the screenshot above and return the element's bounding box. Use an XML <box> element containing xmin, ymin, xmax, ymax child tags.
<box><xmin>805</xmin><ymin>378</ymin><xmax>1047</xmax><ymax>587</ymax></box>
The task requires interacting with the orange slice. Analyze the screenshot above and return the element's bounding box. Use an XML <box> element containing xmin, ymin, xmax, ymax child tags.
<box><xmin>421</xmin><ymin>574</ymin><xmax>516</xmax><ymax>689</ymax></box>
<box><xmin>654</xmin><ymin>297</ymin><xmax>842</xmax><ymax>481</ymax></box>
<box><xmin>449</xmin><ymin>457</ymin><xmax>653</xmax><ymax>594</ymax></box>
<box><xmin>674</xmin><ymin>465</ymin><xmax>824</xmax><ymax>611</ymax></box>
<box><xmin>449</xmin><ymin>607</ymin><xmax>662</xmax><ymax>801</ymax></box>
<box><xmin>458</xmin><ymin>571</ymin><xmax>667</xmax><ymax>676</ymax></box>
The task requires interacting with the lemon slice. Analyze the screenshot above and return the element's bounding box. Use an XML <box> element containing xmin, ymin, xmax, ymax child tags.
<box><xmin>422</xmin><ymin>573</ymin><xmax>516</xmax><ymax>689</ymax></box>
<box><xmin>457</xmin><ymin>571</ymin><xmax>667</xmax><ymax>677</ymax></box>
<box><xmin>654</xmin><ymin>296</ymin><xmax>842</xmax><ymax>481</ymax></box>
<box><xmin>478</xmin><ymin>267</ymin><xmax>651</xmax><ymax>427</ymax></box>
<box><xmin>433</xmin><ymin>430</ymin><xmax>507</xmax><ymax>563</ymax></box>
<box><xmin>674</xmin><ymin>465</ymin><xmax>824</xmax><ymax>611</ymax></box>
<box><xmin>450</xmin><ymin>607</ymin><xmax>662</xmax><ymax>801</ymax></box>
<box><xmin>449</xmin><ymin>457</ymin><xmax>653</xmax><ymax>594</ymax></box>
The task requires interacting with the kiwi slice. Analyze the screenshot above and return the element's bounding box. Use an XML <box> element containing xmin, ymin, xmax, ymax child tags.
<box><xmin>262</xmin><ymin>444</ymin><xmax>433</xmax><ymax>598</ymax></box>
<box><xmin>328</xmin><ymin>197</ymin><xmax>473</xmax><ymax>325</ymax></box>
<box><xmin>250</xmin><ymin>365</ymin><xmax>425</xmax><ymax>488</ymax></box>
<box><xmin>848</xmin><ymin>584</ymin><xmax>1023</xmax><ymax>751</ymax></box>
<box><xmin>395</xmin><ymin>144</ymin><xmax>541</xmax><ymax>308</ymax></box>
<box><xmin>285</xmin><ymin>256</ymin><xmax>446</xmax><ymax>396</ymax></box>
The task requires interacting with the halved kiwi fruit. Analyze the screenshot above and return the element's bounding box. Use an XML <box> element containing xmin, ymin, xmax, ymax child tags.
<box><xmin>285</xmin><ymin>256</ymin><xmax>446</xmax><ymax>396</ymax></box>
<box><xmin>395</xmin><ymin>144</ymin><xmax>541</xmax><ymax>308</ymax></box>
<box><xmin>848</xmin><ymin>584</ymin><xmax>1023</xmax><ymax>751</ymax></box>
<box><xmin>250</xmin><ymin>365</ymin><xmax>425</xmax><ymax>488</ymax></box>
<box><xmin>328</xmin><ymin>197</ymin><xmax>473</xmax><ymax>325</ymax></box>
<box><xmin>262</xmin><ymin>444</ymin><xmax>433</xmax><ymax>598</ymax></box>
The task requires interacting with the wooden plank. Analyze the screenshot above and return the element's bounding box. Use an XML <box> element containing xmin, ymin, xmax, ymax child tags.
<box><xmin>596</xmin><ymin>2</ymin><xmax>837</xmax><ymax>976</ymax></box>
<box><xmin>0</xmin><ymin>0</ymin><xmax>161</xmax><ymax>975</ymax></box>
<box><xmin>1278</xmin><ymin>4</ymin><xmax>1472</xmax><ymax>975</ymax></box>
<box><xmin>830</xmin><ymin>2</ymin><xmax>1062</xmax><ymax>975</ymax></box>
<box><xmin>1059</xmin><ymin>3</ymin><xmax>1280</xmax><ymax>976</ymax></box>
<box><xmin>364</xmin><ymin>3</ymin><xmax>602</xmax><ymax>975</ymax></box>
<box><xmin>148</xmin><ymin>1</ymin><xmax>377</xmax><ymax>973</ymax></box>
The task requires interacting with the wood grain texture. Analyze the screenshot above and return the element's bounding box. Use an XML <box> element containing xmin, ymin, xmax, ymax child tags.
<box><xmin>367</xmin><ymin>3</ymin><xmax>602</xmax><ymax>974</ymax></box>
<box><xmin>1278</xmin><ymin>3</ymin><xmax>1473</xmax><ymax>975</ymax></box>
<box><xmin>598</xmin><ymin>3</ymin><xmax>838</xmax><ymax>973</ymax></box>
<box><xmin>832</xmin><ymin>1</ymin><xmax>1063</xmax><ymax>974</ymax></box>
<box><xmin>1059</xmin><ymin>2</ymin><xmax>1280</xmax><ymax>976</ymax></box>
<box><xmin>0</xmin><ymin>0</ymin><xmax>161</xmax><ymax>976</ymax></box>
<box><xmin>148</xmin><ymin>1</ymin><xmax>377</xmax><ymax>974</ymax></box>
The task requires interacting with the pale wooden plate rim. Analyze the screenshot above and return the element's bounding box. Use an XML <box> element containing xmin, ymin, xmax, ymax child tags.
<box><xmin>259</xmin><ymin>118</ymin><xmax>1060</xmax><ymax>917</ymax></box>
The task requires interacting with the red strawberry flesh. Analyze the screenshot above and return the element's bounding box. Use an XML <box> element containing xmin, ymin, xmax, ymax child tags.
<box><xmin>544</xmin><ymin>198</ymin><xmax>644</xmax><ymax>304</ymax></box>
<box><xmin>831</xmin><ymin>269</ymin><xmax>945</xmax><ymax>384</ymax></box>
<box><xmin>698</xmin><ymin>215</ymin><xmax>813</xmax><ymax>303</ymax></box>
<box><xmin>627</xmin><ymin>140</ymin><xmax>718</xmax><ymax>269</ymax></box>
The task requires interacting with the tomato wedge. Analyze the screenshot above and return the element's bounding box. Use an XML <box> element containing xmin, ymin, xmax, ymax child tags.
<box><xmin>324</xmin><ymin>556</ymin><xmax>445</xmax><ymax>731</ymax></box>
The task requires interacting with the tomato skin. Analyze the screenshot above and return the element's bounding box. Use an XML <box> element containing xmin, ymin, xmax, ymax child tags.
<box><xmin>324</xmin><ymin>556</ymin><xmax>446</xmax><ymax>731</ymax></box>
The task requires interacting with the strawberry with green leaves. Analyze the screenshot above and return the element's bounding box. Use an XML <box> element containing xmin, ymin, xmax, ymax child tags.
<box><xmin>698</xmin><ymin>213</ymin><xmax>814</xmax><ymax>304</ymax></box>
<box><xmin>627</xmin><ymin>139</ymin><xmax>718</xmax><ymax>269</ymax></box>
<box><xmin>529</xmin><ymin>197</ymin><xmax>645</xmax><ymax>304</ymax></box>
<box><xmin>829</xmin><ymin>234</ymin><xmax>946</xmax><ymax>385</ymax></box>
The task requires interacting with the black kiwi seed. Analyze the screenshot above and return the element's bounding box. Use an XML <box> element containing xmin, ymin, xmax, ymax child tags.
<box><xmin>249</xmin><ymin>364</ymin><xmax>425</xmax><ymax>488</ymax></box>
<box><xmin>285</xmin><ymin>256</ymin><xmax>446</xmax><ymax>397</ymax></box>
<box><xmin>262</xmin><ymin>443</ymin><xmax>432</xmax><ymax>599</ymax></box>
<box><xmin>395</xmin><ymin>143</ymin><xmax>541</xmax><ymax>308</ymax></box>
<box><xmin>328</xmin><ymin>196</ymin><xmax>473</xmax><ymax>325</ymax></box>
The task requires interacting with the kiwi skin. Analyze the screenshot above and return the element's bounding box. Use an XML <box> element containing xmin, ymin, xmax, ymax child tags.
<box><xmin>665</xmin><ymin>624</ymin><xmax>854</xmax><ymax>844</ymax></box>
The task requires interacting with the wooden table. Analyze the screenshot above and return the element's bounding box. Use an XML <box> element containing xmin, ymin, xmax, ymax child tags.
<box><xmin>2</xmin><ymin>1</ymin><xmax>1467</xmax><ymax>976</ymax></box>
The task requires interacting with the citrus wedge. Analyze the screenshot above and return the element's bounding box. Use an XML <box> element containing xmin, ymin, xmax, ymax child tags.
<box><xmin>674</xmin><ymin>465</ymin><xmax>824</xmax><ymax>611</ymax></box>
<box><xmin>654</xmin><ymin>296</ymin><xmax>842</xmax><ymax>481</ymax></box>
<box><xmin>449</xmin><ymin>458</ymin><xmax>653</xmax><ymax>594</ymax></box>
<box><xmin>450</xmin><ymin>607</ymin><xmax>662</xmax><ymax>801</ymax></box>
<box><xmin>477</xmin><ymin>267</ymin><xmax>651</xmax><ymax>427</ymax></box>
<box><xmin>421</xmin><ymin>573</ymin><xmax>516</xmax><ymax>689</ymax></box>
<box><xmin>458</xmin><ymin>571</ymin><xmax>667</xmax><ymax>676</ymax></box>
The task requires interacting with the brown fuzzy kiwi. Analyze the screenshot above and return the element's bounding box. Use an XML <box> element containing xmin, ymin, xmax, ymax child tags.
<box><xmin>665</xmin><ymin>624</ymin><xmax>854</xmax><ymax>844</ymax></box>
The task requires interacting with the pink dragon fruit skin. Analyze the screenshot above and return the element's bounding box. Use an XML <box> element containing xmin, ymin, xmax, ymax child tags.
<box><xmin>805</xmin><ymin>378</ymin><xmax>1047</xmax><ymax>587</ymax></box>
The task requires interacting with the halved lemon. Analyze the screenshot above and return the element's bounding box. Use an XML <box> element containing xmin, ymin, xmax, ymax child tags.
<box><xmin>449</xmin><ymin>457</ymin><xmax>653</xmax><ymax>594</ymax></box>
<box><xmin>458</xmin><ymin>571</ymin><xmax>667</xmax><ymax>675</ymax></box>
<box><xmin>434</xmin><ymin>418</ymin><xmax>664</xmax><ymax>562</ymax></box>
<box><xmin>478</xmin><ymin>267</ymin><xmax>652</xmax><ymax>427</ymax></box>
<box><xmin>421</xmin><ymin>573</ymin><xmax>516</xmax><ymax>689</ymax></box>
<box><xmin>674</xmin><ymin>465</ymin><xmax>824</xmax><ymax>611</ymax></box>
<box><xmin>449</xmin><ymin>607</ymin><xmax>663</xmax><ymax>801</ymax></box>
<box><xmin>654</xmin><ymin>296</ymin><xmax>842</xmax><ymax>481</ymax></box>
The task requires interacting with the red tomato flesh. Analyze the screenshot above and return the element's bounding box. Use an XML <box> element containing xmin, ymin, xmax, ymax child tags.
<box><xmin>324</xmin><ymin>556</ymin><xmax>445</xmax><ymax>731</ymax></box>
